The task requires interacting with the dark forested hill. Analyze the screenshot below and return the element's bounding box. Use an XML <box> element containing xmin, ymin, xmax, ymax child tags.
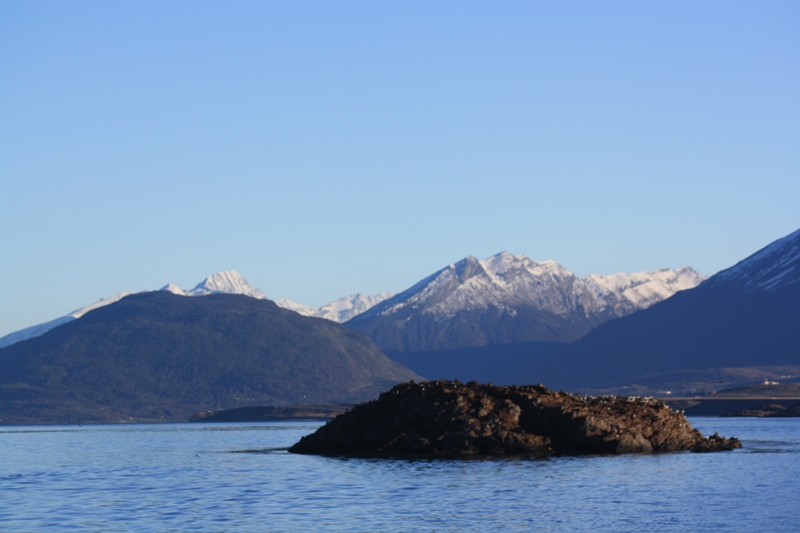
<box><xmin>0</xmin><ymin>292</ymin><xmax>419</xmax><ymax>424</ymax></box>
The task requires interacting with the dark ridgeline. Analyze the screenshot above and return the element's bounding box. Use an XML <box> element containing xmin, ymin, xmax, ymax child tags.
<box><xmin>0</xmin><ymin>292</ymin><xmax>420</xmax><ymax>424</ymax></box>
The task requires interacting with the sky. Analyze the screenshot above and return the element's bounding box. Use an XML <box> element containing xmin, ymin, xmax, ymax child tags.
<box><xmin>1</xmin><ymin>1</ymin><xmax>798</xmax><ymax>337</ymax></box>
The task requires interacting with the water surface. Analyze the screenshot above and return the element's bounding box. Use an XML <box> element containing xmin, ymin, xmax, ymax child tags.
<box><xmin>1</xmin><ymin>418</ymin><xmax>797</xmax><ymax>532</ymax></box>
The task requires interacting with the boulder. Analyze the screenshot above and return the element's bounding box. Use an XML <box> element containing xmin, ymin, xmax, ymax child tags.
<box><xmin>289</xmin><ymin>380</ymin><xmax>741</xmax><ymax>457</ymax></box>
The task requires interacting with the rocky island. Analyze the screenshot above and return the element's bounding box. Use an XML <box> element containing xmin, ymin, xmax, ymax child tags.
<box><xmin>289</xmin><ymin>380</ymin><xmax>741</xmax><ymax>457</ymax></box>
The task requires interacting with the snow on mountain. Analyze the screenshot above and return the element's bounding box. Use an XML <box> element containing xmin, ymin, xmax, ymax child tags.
<box><xmin>317</xmin><ymin>293</ymin><xmax>394</xmax><ymax>322</ymax></box>
<box><xmin>1</xmin><ymin>272</ymin><xmax>267</xmax><ymax>350</ymax></box>
<box><xmin>705</xmin><ymin>228</ymin><xmax>800</xmax><ymax>292</ymax></box>
<box><xmin>274</xmin><ymin>299</ymin><xmax>319</xmax><ymax>316</ymax></box>
<box><xmin>346</xmin><ymin>252</ymin><xmax>708</xmax><ymax>353</ymax></box>
<box><xmin>161</xmin><ymin>283</ymin><xmax>187</xmax><ymax>296</ymax></box>
<box><xmin>71</xmin><ymin>291</ymin><xmax>136</xmax><ymax>318</ymax></box>
<box><xmin>181</xmin><ymin>270</ymin><xmax>268</xmax><ymax>299</ymax></box>
<box><xmin>0</xmin><ymin>316</ymin><xmax>76</xmax><ymax>350</ymax></box>
<box><xmin>358</xmin><ymin>251</ymin><xmax>705</xmax><ymax>323</ymax></box>
<box><xmin>276</xmin><ymin>293</ymin><xmax>394</xmax><ymax>323</ymax></box>
<box><xmin>0</xmin><ymin>291</ymin><xmax>134</xmax><ymax>349</ymax></box>
<box><xmin>581</xmin><ymin>267</ymin><xmax>706</xmax><ymax>316</ymax></box>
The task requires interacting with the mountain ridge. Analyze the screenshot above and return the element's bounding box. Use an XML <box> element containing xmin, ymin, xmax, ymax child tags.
<box><xmin>346</xmin><ymin>252</ymin><xmax>705</xmax><ymax>352</ymax></box>
<box><xmin>3</xmin><ymin>252</ymin><xmax>699</xmax><ymax>351</ymax></box>
<box><xmin>276</xmin><ymin>292</ymin><xmax>394</xmax><ymax>323</ymax></box>
<box><xmin>391</xmin><ymin>228</ymin><xmax>800</xmax><ymax>396</ymax></box>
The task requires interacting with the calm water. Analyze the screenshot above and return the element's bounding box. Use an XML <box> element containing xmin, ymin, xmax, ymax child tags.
<box><xmin>1</xmin><ymin>418</ymin><xmax>798</xmax><ymax>532</ymax></box>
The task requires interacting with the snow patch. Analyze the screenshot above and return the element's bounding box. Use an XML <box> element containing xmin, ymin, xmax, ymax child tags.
<box><xmin>276</xmin><ymin>293</ymin><xmax>394</xmax><ymax>322</ymax></box>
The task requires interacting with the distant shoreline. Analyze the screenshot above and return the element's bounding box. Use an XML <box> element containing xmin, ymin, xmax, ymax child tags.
<box><xmin>189</xmin><ymin>404</ymin><xmax>350</xmax><ymax>423</ymax></box>
<box><xmin>664</xmin><ymin>397</ymin><xmax>800</xmax><ymax>417</ymax></box>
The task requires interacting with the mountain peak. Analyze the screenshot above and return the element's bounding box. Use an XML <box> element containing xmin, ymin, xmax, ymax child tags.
<box><xmin>190</xmin><ymin>270</ymin><xmax>267</xmax><ymax>299</ymax></box>
<box><xmin>160</xmin><ymin>283</ymin><xmax>187</xmax><ymax>296</ymax></box>
<box><xmin>484</xmin><ymin>250</ymin><xmax>527</xmax><ymax>266</ymax></box>
<box><xmin>160</xmin><ymin>271</ymin><xmax>267</xmax><ymax>299</ymax></box>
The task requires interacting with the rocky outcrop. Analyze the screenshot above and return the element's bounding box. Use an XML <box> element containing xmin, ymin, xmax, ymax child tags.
<box><xmin>289</xmin><ymin>380</ymin><xmax>741</xmax><ymax>457</ymax></box>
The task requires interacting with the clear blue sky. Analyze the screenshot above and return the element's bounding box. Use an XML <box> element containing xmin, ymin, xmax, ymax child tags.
<box><xmin>2</xmin><ymin>1</ymin><xmax>798</xmax><ymax>337</ymax></box>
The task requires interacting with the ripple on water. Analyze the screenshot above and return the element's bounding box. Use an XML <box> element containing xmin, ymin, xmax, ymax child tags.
<box><xmin>0</xmin><ymin>419</ymin><xmax>798</xmax><ymax>532</ymax></box>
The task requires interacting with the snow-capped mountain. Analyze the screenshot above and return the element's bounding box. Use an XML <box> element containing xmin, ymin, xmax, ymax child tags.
<box><xmin>276</xmin><ymin>293</ymin><xmax>394</xmax><ymax>323</ymax></box>
<box><xmin>346</xmin><ymin>252</ymin><xmax>705</xmax><ymax>353</ymax></box>
<box><xmin>161</xmin><ymin>270</ymin><xmax>268</xmax><ymax>299</ymax></box>
<box><xmin>704</xmin><ymin>228</ymin><xmax>800</xmax><ymax>292</ymax></box>
<box><xmin>356</xmin><ymin>252</ymin><xmax>703</xmax><ymax>322</ymax></box>
<box><xmin>0</xmin><ymin>271</ymin><xmax>267</xmax><ymax>350</ymax></box>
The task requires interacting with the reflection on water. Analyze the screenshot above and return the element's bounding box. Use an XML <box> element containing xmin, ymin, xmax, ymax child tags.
<box><xmin>0</xmin><ymin>418</ymin><xmax>798</xmax><ymax>532</ymax></box>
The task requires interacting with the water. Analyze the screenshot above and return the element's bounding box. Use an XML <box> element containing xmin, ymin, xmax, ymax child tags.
<box><xmin>1</xmin><ymin>418</ymin><xmax>798</xmax><ymax>532</ymax></box>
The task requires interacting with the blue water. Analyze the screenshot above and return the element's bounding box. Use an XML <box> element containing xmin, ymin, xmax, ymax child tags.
<box><xmin>1</xmin><ymin>418</ymin><xmax>798</xmax><ymax>532</ymax></box>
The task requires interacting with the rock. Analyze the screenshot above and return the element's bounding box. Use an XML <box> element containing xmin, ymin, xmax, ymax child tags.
<box><xmin>288</xmin><ymin>380</ymin><xmax>741</xmax><ymax>457</ymax></box>
<box><xmin>691</xmin><ymin>432</ymin><xmax>743</xmax><ymax>453</ymax></box>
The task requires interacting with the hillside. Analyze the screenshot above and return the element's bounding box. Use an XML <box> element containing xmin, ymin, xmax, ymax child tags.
<box><xmin>0</xmin><ymin>292</ymin><xmax>419</xmax><ymax>424</ymax></box>
<box><xmin>537</xmin><ymin>229</ymin><xmax>800</xmax><ymax>393</ymax></box>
